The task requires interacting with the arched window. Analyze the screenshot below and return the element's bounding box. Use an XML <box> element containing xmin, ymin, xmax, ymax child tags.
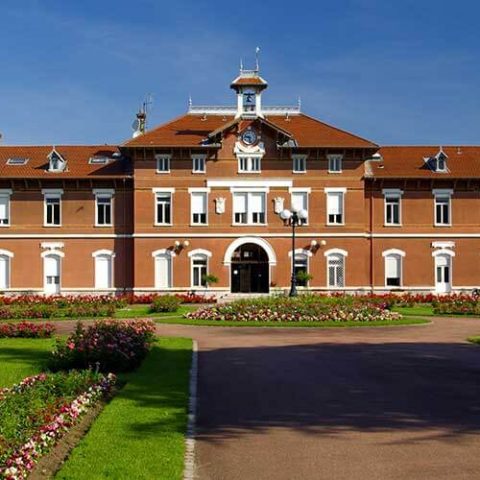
<box><xmin>0</xmin><ymin>250</ymin><xmax>13</xmax><ymax>290</ymax></box>
<box><xmin>43</xmin><ymin>253</ymin><xmax>63</xmax><ymax>294</ymax></box>
<box><xmin>325</xmin><ymin>249</ymin><xmax>347</xmax><ymax>288</ymax></box>
<box><xmin>382</xmin><ymin>249</ymin><xmax>405</xmax><ymax>287</ymax></box>
<box><xmin>288</xmin><ymin>249</ymin><xmax>312</xmax><ymax>287</ymax></box>
<box><xmin>189</xmin><ymin>249</ymin><xmax>212</xmax><ymax>288</ymax></box>
<box><xmin>152</xmin><ymin>249</ymin><xmax>175</xmax><ymax>289</ymax></box>
<box><xmin>92</xmin><ymin>250</ymin><xmax>115</xmax><ymax>289</ymax></box>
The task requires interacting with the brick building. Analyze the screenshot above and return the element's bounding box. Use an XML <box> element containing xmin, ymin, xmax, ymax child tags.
<box><xmin>0</xmin><ymin>66</ymin><xmax>479</xmax><ymax>296</ymax></box>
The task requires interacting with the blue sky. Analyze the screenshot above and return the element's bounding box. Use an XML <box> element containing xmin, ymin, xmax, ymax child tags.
<box><xmin>0</xmin><ymin>0</ymin><xmax>479</xmax><ymax>145</ymax></box>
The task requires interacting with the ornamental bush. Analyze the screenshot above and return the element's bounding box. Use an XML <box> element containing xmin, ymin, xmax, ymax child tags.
<box><xmin>149</xmin><ymin>295</ymin><xmax>182</xmax><ymax>313</ymax></box>
<box><xmin>186</xmin><ymin>295</ymin><xmax>402</xmax><ymax>323</ymax></box>
<box><xmin>49</xmin><ymin>319</ymin><xmax>156</xmax><ymax>373</ymax></box>
<box><xmin>432</xmin><ymin>298</ymin><xmax>480</xmax><ymax>315</ymax></box>
<box><xmin>0</xmin><ymin>322</ymin><xmax>55</xmax><ymax>338</ymax></box>
<box><xmin>0</xmin><ymin>370</ymin><xmax>115</xmax><ymax>479</ymax></box>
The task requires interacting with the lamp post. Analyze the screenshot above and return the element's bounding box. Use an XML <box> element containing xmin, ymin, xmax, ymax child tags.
<box><xmin>279</xmin><ymin>207</ymin><xmax>308</xmax><ymax>297</ymax></box>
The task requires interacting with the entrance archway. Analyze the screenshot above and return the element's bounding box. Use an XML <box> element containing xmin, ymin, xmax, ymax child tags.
<box><xmin>231</xmin><ymin>243</ymin><xmax>269</xmax><ymax>293</ymax></box>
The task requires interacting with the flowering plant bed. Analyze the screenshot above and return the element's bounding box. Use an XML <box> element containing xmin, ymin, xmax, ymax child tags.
<box><xmin>432</xmin><ymin>298</ymin><xmax>480</xmax><ymax>315</ymax></box>
<box><xmin>185</xmin><ymin>295</ymin><xmax>402</xmax><ymax>323</ymax></box>
<box><xmin>119</xmin><ymin>293</ymin><xmax>216</xmax><ymax>305</ymax></box>
<box><xmin>0</xmin><ymin>370</ymin><xmax>116</xmax><ymax>480</ymax></box>
<box><xmin>49</xmin><ymin>319</ymin><xmax>156</xmax><ymax>373</ymax></box>
<box><xmin>0</xmin><ymin>322</ymin><xmax>55</xmax><ymax>338</ymax></box>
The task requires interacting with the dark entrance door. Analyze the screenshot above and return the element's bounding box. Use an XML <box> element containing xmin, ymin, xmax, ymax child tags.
<box><xmin>231</xmin><ymin>243</ymin><xmax>269</xmax><ymax>293</ymax></box>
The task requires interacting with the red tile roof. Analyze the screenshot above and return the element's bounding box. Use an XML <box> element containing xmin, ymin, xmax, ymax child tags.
<box><xmin>230</xmin><ymin>76</ymin><xmax>268</xmax><ymax>87</ymax></box>
<box><xmin>372</xmin><ymin>146</ymin><xmax>480</xmax><ymax>178</ymax></box>
<box><xmin>0</xmin><ymin>145</ymin><xmax>128</xmax><ymax>178</ymax></box>
<box><xmin>122</xmin><ymin>113</ymin><xmax>377</xmax><ymax>149</ymax></box>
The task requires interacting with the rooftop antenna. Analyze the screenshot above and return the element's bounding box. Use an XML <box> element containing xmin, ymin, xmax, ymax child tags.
<box><xmin>255</xmin><ymin>46</ymin><xmax>260</xmax><ymax>71</ymax></box>
<box><xmin>132</xmin><ymin>93</ymin><xmax>153</xmax><ymax>138</ymax></box>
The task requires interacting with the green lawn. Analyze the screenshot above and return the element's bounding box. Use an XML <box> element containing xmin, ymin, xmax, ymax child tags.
<box><xmin>467</xmin><ymin>336</ymin><xmax>480</xmax><ymax>345</ymax></box>
<box><xmin>0</xmin><ymin>338</ymin><xmax>55</xmax><ymax>387</ymax></box>
<box><xmin>393</xmin><ymin>305</ymin><xmax>434</xmax><ymax>316</ymax></box>
<box><xmin>56</xmin><ymin>337</ymin><xmax>192</xmax><ymax>480</ymax></box>
<box><xmin>155</xmin><ymin>316</ymin><xmax>429</xmax><ymax>328</ymax></box>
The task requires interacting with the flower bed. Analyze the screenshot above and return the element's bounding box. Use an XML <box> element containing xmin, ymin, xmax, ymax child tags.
<box><xmin>0</xmin><ymin>322</ymin><xmax>55</xmax><ymax>338</ymax></box>
<box><xmin>432</xmin><ymin>298</ymin><xmax>480</xmax><ymax>315</ymax></box>
<box><xmin>119</xmin><ymin>293</ymin><xmax>216</xmax><ymax>305</ymax></box>
<box><xmin>49</xmin><ymin>319</ymin><xmax>156</xmax><ymax>373</ymax></box>
<box><xmin>185</xmin><ymin>295</ymin><xmax>402</xmax><ymax>323</ymax></box>
<box><xmin>0</xmin><ymin>370</ymin><xmax>116</xmax><ymax>479</ymax></box>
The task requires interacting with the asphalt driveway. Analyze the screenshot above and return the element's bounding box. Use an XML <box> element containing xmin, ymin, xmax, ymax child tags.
<box><xmin>156</xmin><ymin>318</ymin><xmax>480</xmax><ymax>480</ymax></box>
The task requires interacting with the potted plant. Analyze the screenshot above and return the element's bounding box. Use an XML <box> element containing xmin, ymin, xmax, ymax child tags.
<box><xmin>296</xmin><ymin>271</ymin><xmax>313</xmax><ymax>289</ymax></box>
<box><xmin>202</xmin><ymin>273</ymin><xmax>219</xmax><ymax>289</ymax></box>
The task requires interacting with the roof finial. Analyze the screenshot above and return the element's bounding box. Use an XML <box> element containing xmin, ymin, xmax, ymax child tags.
<box><xmin>188</xmin><ymin>94</ymin><xmax>192</xmax><ymax>109</ymax></box>
<box><xmin>240</xmin><ymin>58</ymin><xmax>244</xmax><ymax>72</ymax></box>
<box><xmin>255</xmin><ymin>46</ymin><xmax>260</xmax><ymax>71</ymax></box>
<box><xmin>297</xmin><ymin>96</ymin><xmax>302</xmax><ymax>110</ymax></box>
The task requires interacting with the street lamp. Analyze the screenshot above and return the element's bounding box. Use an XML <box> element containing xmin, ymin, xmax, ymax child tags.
<box><xmin>279</xmin><ymin>206</ymin><xmax>308</xmax><ymax>297</ymax></box>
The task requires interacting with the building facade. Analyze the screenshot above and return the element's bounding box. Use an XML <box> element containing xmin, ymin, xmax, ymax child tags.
<box><xmin>1</xmin><ymin>67</ymin><xmax>479</xmax><ymax>296</ymax></box>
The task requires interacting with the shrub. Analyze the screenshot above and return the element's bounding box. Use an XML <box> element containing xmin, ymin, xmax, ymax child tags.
<box><xmin>149</xmin><ymin>295</ymin><xmax>182</xmax><ymax>313</ymax></box>
<box><xmin>432</xmin><ymin>298</ymin><xmax>480</xmax><ymax>315</ymax></box>
<box><xmin>186</xmin><ymin>295</ymin><xmax>402</xmax><ymax>323</ymax></box>
<box><xmin>0</xmin><ymin>321</ymin><xmax>55</xmax><ymax>338</ymax></box>
<box><xmin>201</xmin><ymin>274</ymin><xmax>219</xmax><ymax>286</ymax></box>
<box><xmin>49</xmin><ymin>319</ymin><xmax>156</xmax><ymax>373</ymax></box>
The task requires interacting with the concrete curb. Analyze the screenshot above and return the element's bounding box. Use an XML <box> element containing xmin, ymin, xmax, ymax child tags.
<box><xmin>184</xmin><ymin>339</ymin><xmax>198</xmax><ymax>480</ymax></box>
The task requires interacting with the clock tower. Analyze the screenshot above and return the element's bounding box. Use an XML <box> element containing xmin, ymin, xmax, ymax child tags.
<box><xmin>231</xmin><ymin>63</ymin><xmax>268</xmax><ymax>119</ymax></box>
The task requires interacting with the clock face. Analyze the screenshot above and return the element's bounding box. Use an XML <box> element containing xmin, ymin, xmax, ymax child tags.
<box><xmin>241</xmin><ymin>129</ymin><xmax>257</xmax><ymax>145</ymax></box>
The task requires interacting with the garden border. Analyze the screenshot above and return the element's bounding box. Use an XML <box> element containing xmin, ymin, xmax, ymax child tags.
<box><xmin>184</xmin><ymin>340</ymin><xmax>198</xmax><ymax>480</ymax></box>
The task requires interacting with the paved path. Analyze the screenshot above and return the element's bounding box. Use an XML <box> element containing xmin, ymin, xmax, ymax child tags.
<box><xmin>156</xmin><ymin>318</ymin><xmax>480</xmax><ymax>480</ymax></box>
<box><xmin>55</xmin><ymin>318</ymin><xmax>480</xmax><ymax>479</ymax></box>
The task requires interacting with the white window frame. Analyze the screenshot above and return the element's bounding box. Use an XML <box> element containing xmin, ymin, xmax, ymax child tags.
<box><xmin>155</xmin><ymin>154</ymin><xmax>171</xmax><ymax>174</ymax></box>
<box><xmin>292</xmin><ymin>154</ymin><xmax>307</xmax><ymax>173</ymax></box>
<box><xmin>289</xmin><ymin>187</ymin><xmax>310</xmax><ymax>225</ymax></box>
<box><xmin>0</xmin><ymin>189</ymin><xmax>12</xmax><ymax>227</ymax></box>
<box><xmin>238</xmin><ymin>155</ymin><xmax>262</xmax><ymax>173</ymax></box>
<box><xmin>41</xmin><ymin>249</ymin><xmax>64</xmax><ymax>294</ymax></box>
<box><xmin>93</xmin><ymin>189</ymin><xmax>114</xmax><ymax>227</ymax></box>
<box><xmin>327</xmin><ymin>154</ymin><xmax>343</xmax><ymax>173</ymax></box>
<box><xmin>325</xmin><ymin>188</ymin><xmax>346</xmax><ymax>226</ymax></box>
<box><xmin>231</xmin><ymin>188</ymin><xmax>267</xmax><ymax>226</ymax></box>
<box><xmin>42</xmin><ymin>189</ymin><xmax>63</xmax><ymax>227</ymax></box>
<box><xmin>432</xmin><ymin>248</ymin><xmax>455</xmax><ymax>293</ymax></box>
<box><xmin>153</xmin><ymin>188</ymin><xmax>174</xmax><ymax>226</ymax></box>
<box><xmin>188</xmin><ymin>249</ymin><xmax>212</xmax><ymax>288</ymax></box>
<box><xmin>189</xmin><ymin>187</ymin><xmax>210</xmax><ymax>226</ymax></box>
<box><xmin>288</xmin><ymin>248</ymin><xmax>313</xmax><ymax>287</ymax></box>
<box><xmin>324</xmin><ymin>248</ymin><xmax>348</xmax><ymax>288</ymax></box>
<box><xmin>382</xmin><ymin>249</ymin><xmax>405</xmax><ymax>288</ymax></box>
<box><xmin>0</xmin><ymin>249</ymin><xmax>14</xmax><ymax>290</ymax></box>
<box><xmin>92</xmin><ymin>249</ymin><xmax>115</xmax><ymax>289</ymax></box>
<box><xmin>433</xmin><ymin>189</ymin><xmax>452</xmax><ymax>227</ymax></box>
<box><xmin>192</xmin><ymin>155</ymin><xmax>206</xmax><ymax>174</ymax></box>
<box><xmin>383</xmin><ymin>189</ymin><xmax>403</xmax><ymax>226</ymax></box>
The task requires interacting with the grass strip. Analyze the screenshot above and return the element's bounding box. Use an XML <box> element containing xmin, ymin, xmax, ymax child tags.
<box><xmin>0</xmin><ymin>338</ymin><xmax>54</xmax><ymax>388</ymax></box>
<box><xmin>467</xmin><ymin>336</ymin><xmax>480</xmax><ymax>345</ymax></box>
<box><xmin>55</xmin><ymin>337</ymin><xmax>192</xmax><ymax>480</ymax></box>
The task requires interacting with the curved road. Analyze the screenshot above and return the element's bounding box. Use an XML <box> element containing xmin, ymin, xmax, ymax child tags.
<box><xmin>55</xmin><ymin>317</ymin><xmax>480</xmax><ymax>479</ymax></box>
<box><xmin>156</xmin><ymin>318</ymin><xmax>480</xmax><ymax>480</ymax></box>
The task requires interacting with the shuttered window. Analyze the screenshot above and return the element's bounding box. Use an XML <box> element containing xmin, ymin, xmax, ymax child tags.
<box><xmin>385</xmin><ymin>255</ymin><xmax>401</xmax><ymax>287</ymax></box>
<box><xmin>191</xmin><ymin>192</ymin><xmax>207</xmax><ymax>225</ymax></box>
<box><xmin>0</xmin><ymin>255</ymin><xmax>10</xmax><ymax>289</ymax></box>
<box><xmin>233</xmin><ymin>192</ymin><xmax>266</xmax><ymax>224</ymax></box>
<box><xmin>327</xmin><ymin>192</ymin><xmax>343</xmax><ymax>224</ymax></box>
<box><xmin>291</xmin><ymin>192</ymin><xmax>308</xmax><ymax>223</ymax></box>
<box><xmin>0</xmin><ymin>195</ymin><xmax>10</xmax><ymax>225</ymax></box>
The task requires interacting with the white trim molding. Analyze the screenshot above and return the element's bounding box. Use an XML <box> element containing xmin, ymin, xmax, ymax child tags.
<box><xmin>223</xmin><ymin>237</ymin><xmax>277</xmax><ymax>265</ymax></box>
<box><xmin>41</xmin><ymin>189</ymin><xmax>64</xmax><ymax>196</ymax></box>
<box><xmin>288</xmin><ymin>187</ymin><xmax>312</xmax><ymax>194</ymax></box>
<box><xmin>324</xmin><ymin>187</ymin><xmax>347</xmax><ymax>193</ymax></box>
<box><xmin>188</xmin><ymin>248</ymin><xmax>213</xmax><ymax>258</ymax></box>
<box><xmin>92</xmin><ymin>249</ymin><xmax>116</xmax><ymax>258</ymax></box>
<box><xmin>93</xmin><ymin>189</ymin><xmax>115</xmax><ymax>196</ymax></box>
<box><xmin>152</xmin><ymin>187</ymin><xmax>175</xmax><ymax>194</ymax></box>
<box><xmin>382</xmin><ymin>248</ymin><xmax>406</xmax><ymax>257</ymax></box>
<box><xmin>188</xmin><ymin>187</ymin><xmax>211</xmax><ymax>193</ymax></box>
<box><xmin>324</xmin><ymin>248</ymin><xmax>349</xmax><ymax>257</ymax></box>
<box><xmin>207</xmin><ymin>179</ymin><xmax>292</xmax><ymax>189</ymax></box>
<box><xmin>0</xmin><ymin>249</ymin><xmax>14</xmax><ymax>258</ymax></box>
<box><xmin>432</xmin><ymin>241</ymin><xmax>455</xmax><ymax>249</ymax></box>
<box><xmin>152</xmin><ymin>248</ymin><xmax>176</xmax><ymax>257</ymax></box>
<box><xmin>432</xmin><ymin>189</ymin><xmax>454</xmax><ymax>196</ymax></box>
<box><xmin>41</xmin><ymin>250</ymin><xmax>64</xmax><ymax>258</ymax></box>
<box><xmin>382</xmin><ymin>188</ymin><xmax>404</xmax><ymax>196</ymax></box>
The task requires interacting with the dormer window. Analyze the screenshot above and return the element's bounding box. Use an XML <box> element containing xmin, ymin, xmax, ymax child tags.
<box><xmin>47</xmin><ymin>148</ymin><xmax>66</xmax><ymax>173</ymax></box>
<box><xmin>426</xmin><ymin>148</ymin><xmax>448</xmax><ymax>173</ymax></box>
<box><xmin>436</xmin><ymin>153</ymin><xmax>447</xmax><ymax>172</ymax></box>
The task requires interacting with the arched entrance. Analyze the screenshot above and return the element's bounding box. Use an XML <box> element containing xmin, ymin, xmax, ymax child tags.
<box><xmin>231</xmin><ymin>243</ymin><xmax>269</xmax><ymax>293</ymax></box>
